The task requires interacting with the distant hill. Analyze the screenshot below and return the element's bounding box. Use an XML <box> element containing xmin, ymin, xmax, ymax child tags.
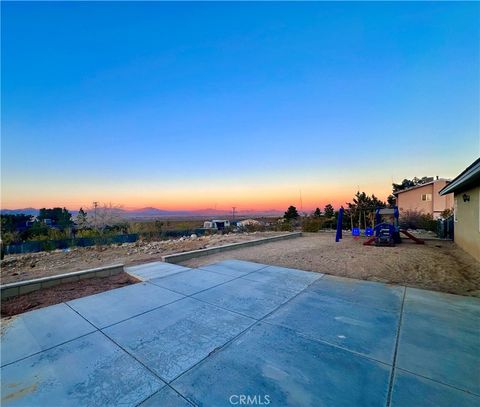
<box><xmin>0</xmin><ymin>208</ymin><xmax>39</xmax><ymax>216</ymax></box>
<box><xmin>0</xmin><ymin>207</ymin><xmax>283</xmax><ymax>219</ymax></box>
<box><xmin>126</xmin><ymin>207</ymin><xmax>193</xmax><ymax>218</ymax></box>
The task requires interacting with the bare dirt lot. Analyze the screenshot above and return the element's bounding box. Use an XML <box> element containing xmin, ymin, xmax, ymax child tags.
<box><xmin>1</xmin><ymin>272</ymin><xmax>139</xmax><ymax>317</ymax></box>
<box><xmin>0</xmin><ymin>232</ymin><xmax>283</xmax><ymax>284</ymax></box>
<box><xmin>2</xmin><ymin>232</ymin><xmax>478</xmax><ymax>297</ymax></box>
<box><xmin>181</xmin><ymin>233</ymin><xmax>480</xmax><ymax>297</ymax></box>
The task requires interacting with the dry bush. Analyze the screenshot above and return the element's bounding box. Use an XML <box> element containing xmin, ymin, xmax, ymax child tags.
<box><xmin>400</xmin><ymin>210</ymin><xmax>437</xmax><ymax>232</ymax></box>
<box><xmin>302</xmin><ymin>217</ymin><xmax>324</xmax><ymax>232</ymax></box>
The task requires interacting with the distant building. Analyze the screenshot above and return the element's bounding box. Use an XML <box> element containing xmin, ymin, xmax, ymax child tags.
<box><xmin>203</xmin><ymin>219</ymin><xmax>230</xmax><ymax>230</ymax></box>
<box><xmin>394</xmin><ymin>178</ymin><xmax>453</xmax><ymax>219</ymax></box>
<box><xmin>440</xmin><ymin>159</ymin><xmax>480</xmax><ymax>262</ymax></box>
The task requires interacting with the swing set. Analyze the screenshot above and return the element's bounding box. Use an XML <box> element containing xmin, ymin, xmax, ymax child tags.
<box><xmin>335</xmin><ymin>206</ymin><xmax>425</xmax><ymax>247</ymax></box>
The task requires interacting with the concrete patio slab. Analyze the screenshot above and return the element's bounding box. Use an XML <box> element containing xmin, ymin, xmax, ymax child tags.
<box><xmin>308</xmin><ymin>274</ymin><xmax>405</xmax><ymax>312</ymax></box>
<box><xmin>139</xmin><ymin>386</ymin><xmax>193</xmax><ymax>407</ymax></box>
<box><xmin>265</xmin><ymin>289</ymin><xmax>399</xmax><ymax>364</ymax></box>
<box><xmin>68</xmin><ymin>282</ymin><xmax>184</xmax><ymax>328</ymax></box>
<box><xmin>2</xmin><ymin>259</ymin><xmax>478</xmax><ymax>407</ymax></box>
<box><xmin>193</xmin><ymin>277</ymin><xmax>298</xmax><ymax>319</ymax></box>
<box><xmin>103</xmin><ymin>297</ymin><xmax>255</xmax><ymax>382</ymax></box>
<box><xmin>1</xmin><ymin>303</ymin><xmax>96</xmax><ymax>367</ymax></box>
<box><xmin>172</xmin><ymin>322</ymin><xmax>391</xmax><ymax>407</ymax></box>
<box><xmin>0</xmin><ymin>331</ymin><xmax>163</xmax><ymax>407</ymax></box>
<box><xmin>243</xmin><ymin>265</ymin><xmax>323</xmax><ymax>292</ymax></box>
<box><xmin>150</xmin><ymin>268</ymin><xmax>235</xmax><ymax>296</ymax></box>
<box><xmin>391</xmin><ymin>369</ymin><xmax>479</xmax><ymax>407</ymax></box>
<box><xmin>396</xmin><ymin>288</ymin><xmax>480</xmax><ymax>395</ymax></box>
<box><xmin>198</xmin><ymin>259</ymin><xmax>267</xmax><ymax>277</ymax></box>
<box><xmin>126</xmin><ymin>262</ymin><xmax>190</xmax><ymax>281</ymax></box>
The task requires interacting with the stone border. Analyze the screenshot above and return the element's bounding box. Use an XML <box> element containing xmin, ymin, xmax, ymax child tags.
<box><xmin>162</xmin><ymin>232</ymin><xmax>302</xmax><ymax>264</ymax></box>
<box><xmin>0</xmin><ymin>264</ymin><xmax>124</xmax><ymax>300</ymax></box>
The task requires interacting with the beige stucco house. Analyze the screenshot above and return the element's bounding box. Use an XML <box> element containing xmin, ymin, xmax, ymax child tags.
<box><xmin>440</xmin><ymin>158</ymin><xmax>480</xmax><ymax>262</ymax></box>
<box><xmin>394</xmin><ymin>178</ymin><xmax>453</xmax><ymax>219</ymax></box>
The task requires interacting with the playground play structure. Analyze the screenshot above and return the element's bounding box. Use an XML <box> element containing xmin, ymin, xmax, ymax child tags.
<box><xmin>335</xmin><ymin>206</ymin><xmax>425</xmax><ymax>247</ymax></box>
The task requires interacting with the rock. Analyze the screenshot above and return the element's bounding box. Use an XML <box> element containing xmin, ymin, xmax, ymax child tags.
<box><xmin>190</xmin><ymin>234</ymin><xmax>198</xmax><ymax>239</ymax></box>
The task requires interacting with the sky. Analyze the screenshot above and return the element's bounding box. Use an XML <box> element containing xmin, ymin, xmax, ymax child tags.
<box><xmin>1</xmin><ymin>1</ymin><xmax>479</xmax><ymax>212</ymax></box>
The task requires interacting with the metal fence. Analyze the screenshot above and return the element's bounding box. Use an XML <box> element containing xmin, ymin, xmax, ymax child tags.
<box><xmin>437</xmin><ymin>217</ymin><xmax>454</xmax><ymax>240</ymax></box>
<box><xmin>4</xmin><ymin>228</ymin><xmax>207</xmax><ymax>255</ymax></box>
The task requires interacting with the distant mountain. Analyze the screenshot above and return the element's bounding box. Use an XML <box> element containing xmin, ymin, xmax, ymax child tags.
<box><xmin>0</xmin><ymin>207</ymin><xmax>283</xmax><ymax>219</ymax></box>
<box><xmin>0</xmin><ymin>208</ymin><xmax>39</xmax><ymax>216</ymax></box>
<box><xmin>126</xmin><ymin>207</ymin><xmax>192</xmax><ymax>217</ymax></box>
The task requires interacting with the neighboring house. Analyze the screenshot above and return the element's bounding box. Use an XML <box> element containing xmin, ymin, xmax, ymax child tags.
<box><xmin>203</xmin><ymin>219</ymin><xmax>230</xmax><ymax>230</ymax></box>
<box><xmin>394</xmin><ymin>177</ymin><xmax>453</xmax><ymax>219</ymax></box>
<box><xmin>439</xmin><ymin>158</ymin><xmax>480</xmax><ymax>262</ymax></box>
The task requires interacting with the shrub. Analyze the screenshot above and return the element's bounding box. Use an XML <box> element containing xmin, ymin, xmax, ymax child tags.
<box><xmin>1</xmin><ymin>231</ymin><xmax>21</xmax><ymax>245</ymax></box>
<box><xmin>440</xmin><ymin>208</ymin><xmax>454</xmax><ymax>219</ymax></box>
<box><xmin>302</xmin><ymin>217</ymin><xmax>323</xmax><ymax>232</ymax></box>
<box><xmin>75</xmin><ymin>229</ymin><xmax>102</xmax><ymax>238</ymax></box>
<box><xmin>324</xmin><ymin>220</ymin><xmax>336</xmax><ymax>229</ymax></box>
<box><xmin>419</xmin><ymin>214</ymin><xmax>437</xmax><ymax>232</ymax></box>
<box><xmin>276</xmin><ymin>220</ymin><xmax>293</xmax><ymax>232</ymax></box>
<box><xmin>400</xmin><ymin>210</ymin><xmax>437</xmax><ymax>232</ymax></box>
<box><xmin>243</xmin><ymin>223</ymin><xmax>266</xmax><ymax>233</ymax></box>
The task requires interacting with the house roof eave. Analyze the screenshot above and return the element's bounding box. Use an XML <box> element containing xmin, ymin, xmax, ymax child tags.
<box><xmin>439</xmin><ymin>158</ymin><xmax>480</xmax><ymax>195</ymax></box>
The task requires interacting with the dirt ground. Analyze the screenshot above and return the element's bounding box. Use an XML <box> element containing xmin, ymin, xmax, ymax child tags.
<box><xmin>1</xmin><ymin>272</ymin><xmax>138</xmax><ymax>318</ymax></box>
<box><xmin>2</xmin><ymin>232</ymin><xmax>478</xmax><ymax>299</ymax></box>
<box><xmin>181</xmin><ymin>233</ymin><xmax>480</xmax><ymax>297</ymax></box>
<box><xmin>0</xmin><ymin>232</ymin><xmax>282</xmax><ymax>284</ymax></box>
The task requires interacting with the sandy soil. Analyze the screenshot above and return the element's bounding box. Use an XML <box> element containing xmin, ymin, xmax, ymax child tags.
<box><xmin>0</xmin><ymin>232</ymin><xmax>282</xmax><ymax>284</ymax></box>
<box><xmin>181</xmin><ymin>233</ymin><xmax>480</xmax><ymax>297</ymax></box>
<box><xmin>1</xmin><ymin>272</ymin><xmax>139</xmax><ymax>318</ymax></box>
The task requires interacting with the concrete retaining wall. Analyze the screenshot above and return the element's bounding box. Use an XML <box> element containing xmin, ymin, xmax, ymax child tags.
<box><xmin>0</xmin><ymin>264</ymin><xmax>124</xmax><ymax>300</ymax></box>
<box><xmin>162</xmin><ymin>232</ymin><xmax>302</xmax><ymax>264</ymax></box>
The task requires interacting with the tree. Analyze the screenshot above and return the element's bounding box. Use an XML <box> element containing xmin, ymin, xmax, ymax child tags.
<box><xmin>284</xmin><ymin>205</ymin><xmax>299</xmax><ymax>221</ymax></box>
<box><xmin>76</xmin><ymin>208</ymin><xmax>89</xmax><ymax>229</ymax></box>
<box><xmin>88</xmin><ymin>203</ymin><xmax>126</xmax><ymax>233</ymax></box>
<box><xmin>392</xmin><ymin>177</ymin><xmax>433</xmax><ymax>193</ymax></box>
<box><xmin>38</xmin><ymin>207</ymin><xmax>73</xmax><ymax>230</ymax></box>
<box><xmin>346</xmin><ymin>191</ymin><xmax>387</xmax><ymax>229</ymax></box>
<box><xmin>27</xmin><ymin>220</ymin><xmax>50</xmax><ymax>238</ymax></box>
<box><xmin>323</xmin><ymin>204</ymin><xmax>335</xmax><ymax>218</ymax></box>
<box><xmin>370</xmin><ymin>194</ymin><xmax>386</xmax><ymax>209</ymax></box>
<box><xmin>387</xmin><ymin>194</ymin><xmax>396</xmax><ymax>208</ymax></box>
<box><xmin>0</xmin><ymin>214</ymin><xmax>33</xmax><ymax>233</ymax></box>
<box><xmin>313</xmin><ymin>208</ymin><xmax>321</xmax><ymax>218</ymax></box>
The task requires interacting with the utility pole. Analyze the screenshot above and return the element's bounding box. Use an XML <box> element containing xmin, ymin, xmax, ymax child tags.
<box><xmin>93</xmin><ymin>201</ymin><xmax>98</xmax><ymax>230</ymax></box>
<box><xmin>232</xmin><ymin>207</ymin><xmax>236</xmax><ymax>221</ymax></box>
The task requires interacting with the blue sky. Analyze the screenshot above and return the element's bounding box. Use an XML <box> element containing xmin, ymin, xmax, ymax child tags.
<box><xmin>2</xmin><ymin>2</ymin><xmax>479</xmax><ymax>210</ymax></box>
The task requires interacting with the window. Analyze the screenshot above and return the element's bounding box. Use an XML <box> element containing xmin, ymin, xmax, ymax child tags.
<box><xmin>421</xmin><ymin>193</ymin><xmax>432</xmax><ymax>201</ymax></box>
